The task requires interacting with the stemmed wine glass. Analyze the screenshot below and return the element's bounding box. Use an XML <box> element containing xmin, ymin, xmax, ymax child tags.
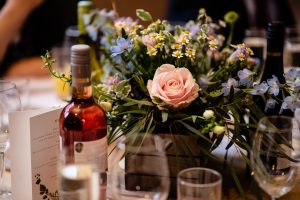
<box><xmin>109</xmin><ymin>133</ymin><xmax>170</xmax><ymax>200</ymax></box>
<box><xmin>251</xmin><ymin>115</ymin><xmax>300</xmax><ymax>200</ymax></box>
<box><xmin>0</xmin><ymin>80</ymin><xmax>22</xmax><ymax>197</ymax></box>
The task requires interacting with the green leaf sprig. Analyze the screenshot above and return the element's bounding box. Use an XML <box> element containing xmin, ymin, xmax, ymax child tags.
<box><xmin>41</xmin><ymin>51</ymin><xmax>72</xmax><ymax>84</ymax></box>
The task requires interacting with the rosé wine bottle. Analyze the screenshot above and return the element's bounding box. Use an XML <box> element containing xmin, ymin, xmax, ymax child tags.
<box><xmin>59</xmin><ymin>44</ymin><xmax>107</xmax><ymax>171</ymax></box>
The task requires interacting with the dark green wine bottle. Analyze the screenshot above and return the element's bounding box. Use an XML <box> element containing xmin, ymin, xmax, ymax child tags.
<box><xmin>258</xmin><ymin>22</ymin><xmax>292</xmax><ymax>116</ymax></box>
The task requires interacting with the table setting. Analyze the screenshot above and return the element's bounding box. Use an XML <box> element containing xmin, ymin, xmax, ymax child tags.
<box><xmin>2</xmin><ymin>1</ymin><xmax>300</xmax><ymax>199</ymax></box>
<box><xmin>1</xmin><ymin>77</ymin><xmax>300</xmax><ymax>199</ymax></box>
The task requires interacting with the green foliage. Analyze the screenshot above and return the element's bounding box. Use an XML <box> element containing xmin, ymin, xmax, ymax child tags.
<box><xmin>41</xmin><ymin>52</ymin><xmax>71</xmax><ymax>84</ymax></box>
<box><xmin>136</xmin><ymin>9</ymin><xmax>153</xmax><ymax>21</ymax></box>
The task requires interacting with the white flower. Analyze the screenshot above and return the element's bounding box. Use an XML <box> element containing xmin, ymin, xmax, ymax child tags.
<box><xmin>209</xmin><ymin>39</ymin><xmax>218</xmax><ymax>51</ymax></box>
<box><xmin>185</xmin><ymin>48</ymin><xmax>196</xmax><ymax>59</ymax></box>
<box><xmin>213</xmin><ymin>125</ymin><xmax>226</xmax><ymax>135</ymax></box>
<box><xmin>147</xmin><ymin>46</ymin><xmax>157</xmax><ymax>56</ymax></box>
<box><xmin>203</xmin><ymin>110</ymin><xmax>214</xmax><ymax>119</ymax></box>
<box><xmin>172</xmin><ymin>50</ymin><xmax>183</xmax><ymax>58</ymax></box>
<box><xmin>100</xmin><ymin>102</ymin><xmax>112</xmax><ymax>112</ymax></box>
<box><xmin>171</xmin><ymin>43</ymin><xmax>182</xmax><ymax>50</ymax></box>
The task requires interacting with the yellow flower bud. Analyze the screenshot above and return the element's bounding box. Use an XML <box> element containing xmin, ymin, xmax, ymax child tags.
<box><xmin>203</xmin><ymin>110</ymin><xmax>214</xmax><ymax>119</ymax></box>
<box><xmin>213</xmin><ymin>125</ymin><xmax>226</xmax><ymax>135</ymax></box>
<box><xmin>100</xmin><ymin>102</ymin><xmax>112</xmax><ymax>112</ymax></box>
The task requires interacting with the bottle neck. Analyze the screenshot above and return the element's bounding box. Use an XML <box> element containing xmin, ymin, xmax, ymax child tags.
<box><xmin>71</xmin><ymin>75</ymin><xmax>93</xmax><ymax>100</ymax></box>
<box><xmin>266</xmin><ymin>37</ymin><xmax>284</xmax><ymax>54</ymax></box>
<box><xmin>261</xmin><ymin>37</ymin><xmax>285</xmax><ymax>83</ymax></box>
<box><xmin>72</xmin><ymin>84</ymin><xmax>93</xmax><ymax>99</ymax></box>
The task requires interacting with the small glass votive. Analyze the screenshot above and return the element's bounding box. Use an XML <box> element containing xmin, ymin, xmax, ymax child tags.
<box><xmin>177</xmin><ymin>167</ymin><xmax>222</xmax><ymax>200</ymax></box>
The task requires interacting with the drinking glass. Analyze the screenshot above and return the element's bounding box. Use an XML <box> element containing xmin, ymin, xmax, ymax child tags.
<box><xmin>251</xmin><ymin>115</ymin><xmax>300</xmax><ymax>200</ymax></box>
<box><xmin>0</xmin><ymin>80</ymin><xmax>21</xmax><ymax>197</ymax></box>
<box><xmin>4</xmin><ymin>78</ymin><xmax>30</xmax><ymax>109</ymax></box>
<box><xmin>58</xmin><ymin>146</ymin><xmax>107</xmax><ymax>200</ymax></box>
<box><xmin>110</xmin><ymin>133</ymin><xmax>170</xmax><ymax>200</ymax></box>
<box><xmin>177</xmin><ymin>167</ymin><xmax>222</xmax><ymax>200</ymax></box>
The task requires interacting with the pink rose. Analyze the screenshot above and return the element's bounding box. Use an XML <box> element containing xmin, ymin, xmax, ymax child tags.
<box><xmin>147</xmin><ymin>64</ymin><xmax>200</xmax><ymax>110</ymax></box>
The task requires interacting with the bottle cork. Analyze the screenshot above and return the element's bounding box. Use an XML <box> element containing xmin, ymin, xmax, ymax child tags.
<box><xmin>71</xmin><ymin>44</ymin><xmax>91</xmax><ymax>87</ymax></box>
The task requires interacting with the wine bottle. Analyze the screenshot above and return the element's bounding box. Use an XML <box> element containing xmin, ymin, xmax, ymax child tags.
<box><xmin>77</xmin><ymin>1</ymin><xmax>92</xmax><ymax>35</ymax></box>
<box><xmin>59</xmin><ymin>44</ymin><xmax>107</xmax><ymax>171</ymax></box>
<box><xmin>257</xmin><ymin>21</ymin><xmax>291</xmax><ymax>116</ymax></box>
<box><xmin>257</xmin><ymin>23</ymin><xmax>292</xmax><ymax>175</ymax></box>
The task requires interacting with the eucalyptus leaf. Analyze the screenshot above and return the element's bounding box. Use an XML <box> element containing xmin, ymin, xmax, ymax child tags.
<box><xmin>191</xmin><ymin>115</ymin><xmax>197</xmax><ymax>123</ymax></box>
<box><xmin>162</xmin><ymin>112</ymin><xmax>168</xmax><ymax>122</ymax></box>
<box><xmin>209</xmin><ymin>90</ymin><xmax>223</xmax><ymax>97</ymax></box>
<box><xmin>116</xmin><ymin>80</ymin><xmax>128</xmax><ymax>92</ymax></box>
<box><xmin>200</xmin><ymin>97</ymin><xmax>207</xmax><ymax>103</ymax></box>
<box><xmin>136</xmin><ymin>9</ymin><xmax>153</xmax><ymax>21</ymax></box>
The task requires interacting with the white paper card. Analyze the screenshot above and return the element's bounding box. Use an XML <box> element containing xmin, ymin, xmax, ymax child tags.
<box><xmin>9</xmin><ymin>107</ymin><xmax>62</xmax><ymax>200</ymax></box>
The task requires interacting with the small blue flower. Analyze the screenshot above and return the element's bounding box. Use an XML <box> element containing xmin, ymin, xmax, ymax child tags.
<box><xmin>265</xmin><ymin>98</ymin><xmax>277</xmax><ymax>112</ymax></box>
<box><xmin>110</xmin><ymin>37</ymin><xmax>133</xmax><ymax>57</ymax></box>
<box><xmin>267</xmin><ymin>75</ymin><xmax>280</xmax><ymax>96</ymax></box>
<box><xmin>249</xmin><ymin>81</ymin><xmax>269</xmax><ymax>95</ymax></box>
<box><xmin>280</xmin><ymin>95</ymin><xmax>300</xmax><ymax>113</ymax></box>
<box><xmin>222</xmin><ymin>78</ymin><xmax>240</xmax><ymax>96</ymax></box>
<box><xmin>292</xmin><ymin>79</ymin><xmax>300</xmax><ymax>91</ymax></box>
<box><xmin>198</xmin><ymin>76</ymin><xmax>210</xmax><ymax>88</ymax></box>
<box><xmin>284</xmin><ymin>68</ymin><xmax>300</xmax><ymax>82</ymax></box>
<box><xmin>238</xmin><ymin>68</ymin><xmax>255</xmax><ymax>88</ymax></box>
<box><xmin>185</xmin><ymin>21</ymin><xmax>200</xmax><ymax>37</ymax></box>
<box><xmin>284</xmin><ymin>68</ymin><xmax>300</xmax><ymax>91</ymax></box>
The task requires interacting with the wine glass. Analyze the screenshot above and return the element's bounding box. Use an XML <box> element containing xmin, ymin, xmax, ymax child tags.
<box><xmin>109</xmin><ymin>133</ymin><xmax>170</xmax><ymax>200</ymax></box>
<box><xmin>251</xmin><ymin>115</ymin><xmax>300</xmax><ymax>200</ymax></box>
<box><xmin>0</xmin><ymin>80</ymin><xmax>21</xmax><ymax>197</ymax></box>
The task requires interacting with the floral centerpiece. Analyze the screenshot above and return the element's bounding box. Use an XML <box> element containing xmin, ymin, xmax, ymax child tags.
<box><xmin>42</xmin><ymin>6</ymin><xmax>300</xmax><ymax>198</ymax></box>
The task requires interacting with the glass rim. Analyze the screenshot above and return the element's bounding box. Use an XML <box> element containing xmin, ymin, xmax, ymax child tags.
<box><xmin>258</xmin><ymin>115</ymin><xmax>294</xmax><ymax>132</ymax></box>
<box><xmin>0</xmin><ymin>80</ymin><xmax>17</xmax><ymax>92</ymax></box>
<box><xmin>177</xmin><ymin>167</ymin><xmax>222</xmax><ymax>188</ymax></box>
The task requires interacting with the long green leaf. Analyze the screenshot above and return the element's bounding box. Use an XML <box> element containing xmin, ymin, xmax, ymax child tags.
<box><xmin>123</xmin><ymin>97</ymin><xmax>154</xmax><ymax>106</ymax></box>
<box><xmin>177</xmin><ymin>121</ymin><xmax>212</xmax><ymax>144</ymax></box>
<box><xmin>229</xmin><ymin>164</ymin><xmax>248</xmax><ymax>200</ymax></box>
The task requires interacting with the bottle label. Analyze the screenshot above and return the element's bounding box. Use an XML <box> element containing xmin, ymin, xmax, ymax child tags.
<box><xmin>266</xmin><ymin>52</ymin><xmax>282</xmax><ymax>57</ymax></box>
<box><xmin>74</xmin><ymin>136</ymin><xmax>107</xmax><ymax>171</ymax></box>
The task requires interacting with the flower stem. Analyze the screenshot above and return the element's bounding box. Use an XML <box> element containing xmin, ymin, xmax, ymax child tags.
<box><xmin>111</xmin><ymin>0</ymin><xmax>118</xmax><ymax>17</ymax></box>
<box><xmin>226</xmin><ymin>23</ymin><xmax>234</xmax><ymax>46</ymax></box>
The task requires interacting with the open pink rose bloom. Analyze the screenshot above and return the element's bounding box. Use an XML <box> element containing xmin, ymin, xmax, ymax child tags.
<box><xmin>147</xmin><ymin>64</ymin><xmax>200</xmax><ymax>110</ymax></box>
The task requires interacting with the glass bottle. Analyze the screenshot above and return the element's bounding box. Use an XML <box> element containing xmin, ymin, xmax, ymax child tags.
<box><xmin>59</xmin><ymin>44</ymin><xmax>107</xmax><ymax>171</ymax></box>
<box><xmin>256</xmin><ymin>23</ymin><xmax>292</xmax><ymax>177</ymax></box>
<box><xmin>258</xmin><ymin>21</ymin><xmax>291</xmax><ymax>116</ymax></box>
<box><xmin>77</xmin><ymin>1</ymin><xmax>92</xmax><ymax>35</ymax></box>
<box><xmin>260</xmin><ymin>21</ymin><xmax>285</xmax><ymax>83</ymax></box>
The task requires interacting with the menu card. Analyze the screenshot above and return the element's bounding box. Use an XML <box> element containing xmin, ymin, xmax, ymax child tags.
<box><xmin>9</xmin><ymin>107</ymin><xmax>62</xmax><ymax>200</ymax></box>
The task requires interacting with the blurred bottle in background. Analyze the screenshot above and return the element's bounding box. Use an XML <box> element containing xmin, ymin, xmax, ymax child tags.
<box><xmin>284</xmin><ymin>26</ymin><xmax>300</xmax><ymax>68</ymax></box>
<box><xmin>52</xmin><ymin>25</ymin><xmax>80</xmax><ymax>101</ymax></box>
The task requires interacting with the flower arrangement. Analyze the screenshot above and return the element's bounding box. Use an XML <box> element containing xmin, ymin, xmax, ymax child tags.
<box><xmin>42</xmin><ymin>6</ymin><xmax>300</xmax><ymax>197</ymax></box>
